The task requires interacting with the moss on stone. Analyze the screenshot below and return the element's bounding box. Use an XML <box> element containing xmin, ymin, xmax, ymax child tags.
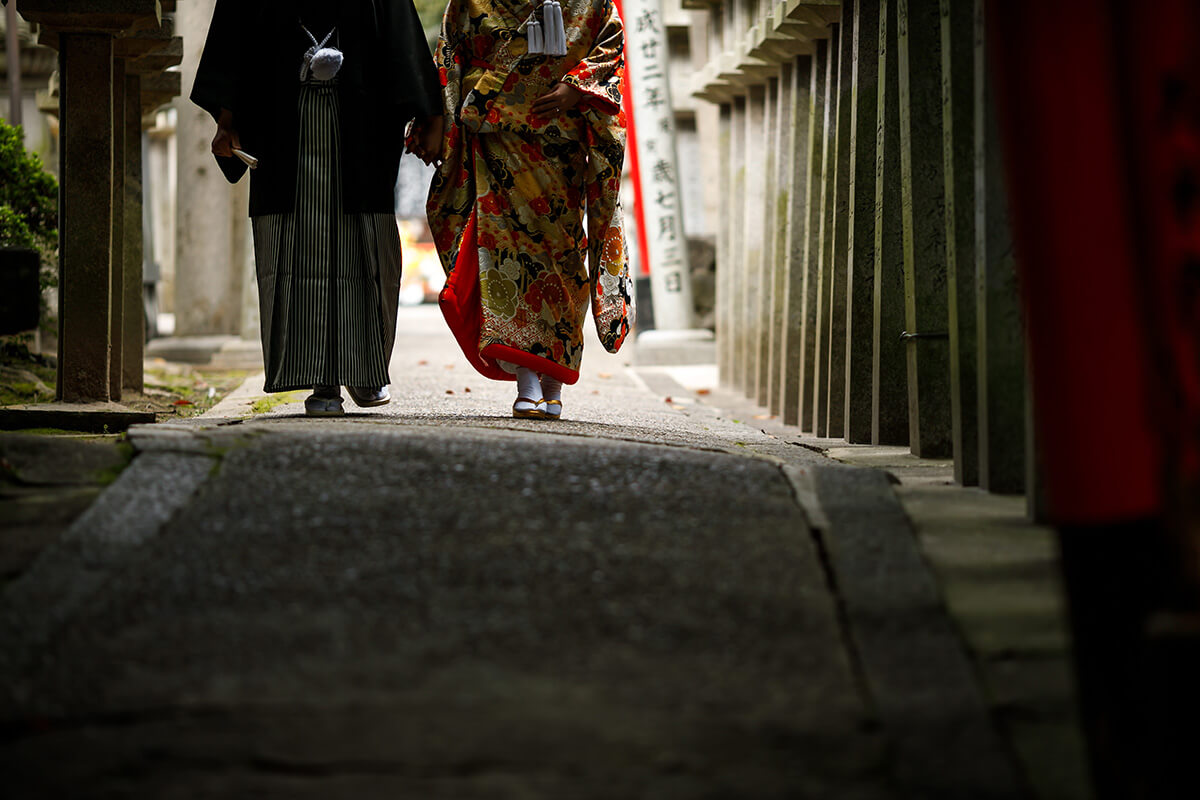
<box><xmin>249</xmin><ymin>391</ymin><xmax>305</xmax><ymax>415</ymax></box>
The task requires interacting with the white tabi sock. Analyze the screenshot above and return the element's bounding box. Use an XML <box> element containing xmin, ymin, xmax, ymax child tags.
<box><xmin>539</xmin><ymin>374</ymin><xmax>562</xmax><ymax>418</ymax></box>
<box><xmin>539</xmin><ymin>375</ymin><xmax>562</xmax><ymax>403</ymax></box>
<box><xmin>514</xmin><ymin>367</ymin><xmax>544</xmax><ymax>414</ymax></box>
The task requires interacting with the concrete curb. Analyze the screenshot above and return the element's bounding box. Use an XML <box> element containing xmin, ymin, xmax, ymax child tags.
<box><xmin>200</xmin><ymin>371</ymin><xmax>268</xmax><ymax>420</ymax></box>
<box><xmin>807</xmin><ymin>465</ymin><xmax>1028</xmax><ymax>799</ymax></box>
<box><xmin>0</xmin><ymin>448</ymin><xmax>216</xmax><ymax>714</ymax></box>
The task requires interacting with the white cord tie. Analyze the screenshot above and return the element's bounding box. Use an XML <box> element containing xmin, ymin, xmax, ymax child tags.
<box><xmin>300</xmin><ymin>24</ymin><xmax>344</xmax><ymax>81</ymax></box>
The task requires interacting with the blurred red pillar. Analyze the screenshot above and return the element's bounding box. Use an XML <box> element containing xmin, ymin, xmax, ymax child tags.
<box><xmin>988</xmin><ymin>2</ymin><xmax>1200</xmax><ymax>795</ymax></box>
<box><xmin>613</xmin><ymin>0</ymin><xmax>652</xmax><ymax>278</ymax></box>
<box><xmin>987</xmin><ymin>2</ymin><xmax>1200</xmax><ymax>526</ymax></box>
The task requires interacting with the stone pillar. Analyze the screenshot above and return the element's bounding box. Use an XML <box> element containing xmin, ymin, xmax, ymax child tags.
<box><xmin>123</xmin><ymin>72</ymin><xmax>144</xmax><ymax>392</ymax></box>
<box><xmin>174</xmin><ymin>0</ymin><xmax>243</xmax><ymax>336</ymax></box>
<box><xmin>846</xmin><ymin>0</ymin><xmax>881</xmax><ymax>444</ymax></box>
<box><xmin>779</xmin><ymin>55</ymin><xmax>814</xmax><ymax>427</ymax></box>
<box><xmin>800</xmin><ymin>39</ymin><xmax>830</xmax><ymax>434</ymax></box>
<box><xmin>21</xmin><ymin>0</ymin><xmax>164</xmax><ymax>403</ymax></box>
<box><xmin>109</xmin><ymin>57</ymin><xmax>127</xmax><ymax>400</ymax></box>
<box><xmin>717</xmin><ymin>103</ymin><xmax>734</xmax><ymax>383</ymax></box>
<box><xmin>942</xmin><ymin>0</ymin><xmax>978</xmax><ymax>484</ymax></box>
<box><xmin>233</xmin><ymin>179</ymin><xmax>257</xmax><ymax>342</ymax></box>
<box><xmin>812</xmin><ymin>26</ymin><xmax>839</xmax><ymax>437</ymax></box>
<box><xmin>873</xmin><ymin>0</ymin><xmax>909</xmax><ymax>446</ymax></box>
<box><xmin>727</xmin><ymin>94</ymin><xmax>747</xmax><ymax>390</ymax></box>
<box><xmin>741</xmin><ymin>84</ymin><xmax>766</xmax><ymax>397</ymax></box>
<box><xmin>56</xmin><ymin>34</ymin><xmax>115</xmax><ymax>402</ymax></box>
<box><xmin>758</xmin><ymin>75</ymin><xmax>778</xmax><ymax>408</ymax></box>
<box><xmin>974</xmin><ymin>0</ymin><xmax>1025</xmax><ymax>493</ymax></box>
<box><xmin>827</xmin><ymin>8</ymin><xmax>855</xmax><ymax>440</ymax></box>
<box><xmin>898</xmin><ymin>0</ymin><xmax>951</xmax><ymax>458</ymax></box>
<box><xmin>122</xmin><ymin>19</ymin><xmax>184</xmax><ymax>389</ymax></box>
<box><xmin>767</xmin><ymin>67</ymin><xmax>790</xmax><ymax>417</ymax></box>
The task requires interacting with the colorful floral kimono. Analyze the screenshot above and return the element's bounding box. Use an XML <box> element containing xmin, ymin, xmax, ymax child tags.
<box><xmin>427</xmin><ymin>0</ymin><xmax>633</xmax><ymax>385</ymax></box>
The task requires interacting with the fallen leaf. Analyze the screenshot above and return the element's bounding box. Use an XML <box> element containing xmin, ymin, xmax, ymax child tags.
<box><xmin>444</xmin><ymin>364</ymin><xmax>455</xmax><ymax>370</ymax></box>
<box><xmin>664</xmin><ymin>396</ymin><xmax>673</xmax><ymax>403</ymax></box>
<box><xmin>418</xmin><ymin>360</ymin><xmax>429</xmax><ymax>366</ymax></box>
<box><xmin>695</xmin><ymin>388</ymin><xmax>711</xmax><ymax>396</ymax></box>
<box><xmin>591</xmin><ymin>390</ymin><xmax>600</xmax><ymax>395</ymax></box>
<box><xmin>445</xmin><ymin>390</ymin><xmax>455</xmax><ymax>395</ymax></box>
<box><xmin>671</xmin><ymin>405</ymin><xmax>687</xmax><ymax>411</ymax></box>
<box><xmin>598</xmin><ymin>372</ymin><xmax>612</xmax><ymax>379</ymax></box>
<box><xmin>172</xmin><ymin>399</ymin><xmax>193</xmax><ymax>406</ymax></box>
<box><xmin>464</xmin><ymin>387</ymin><xmax>471</xmax><ymax>393</ymax></box>
<box><xmin>753</xmin><ymin>414</ymin><xmax>772</xmax><ymax>420</ymax></box>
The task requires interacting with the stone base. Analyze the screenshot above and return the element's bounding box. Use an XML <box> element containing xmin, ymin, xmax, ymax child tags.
<box><xmin>146</xmin><ymin>336</ymin><xmax>263</xmax><ymax>370</ymax></box>
<box><xmin>634</xmin><ymin>329</ymin><xmax>717</xmax><ymax>367</ymax></box>
<box><xmin>0</xmin><ymin>402</ymin><xmax>156</xmax><ymax>433</ymax></box>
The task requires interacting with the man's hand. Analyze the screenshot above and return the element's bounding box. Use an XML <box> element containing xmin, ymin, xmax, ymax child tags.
<box><xmin>411</xmin><ymin>115</ymin><xmax>445</xmax><ymax>165</ymax></box>
<box><xmin>211</xmin><ymin>108</ymin><xmax>241</xmax><ymax>158</ymax></box>
<box><xmin>531</xmin><ymin>82</ymin><xmax>584</xmax><ymax>118</ymax></box>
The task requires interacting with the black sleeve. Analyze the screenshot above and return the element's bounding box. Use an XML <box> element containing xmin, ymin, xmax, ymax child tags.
<box><xmin>379</xmin><ymin>0</ymin><xmax>444</xmax><ymax>120</ymax></box>
<box><xmin>189</xmin><ymin>0</ymin><xmax>247</xmax><ymax>123</ymax></box>
<box><xmin>189</xmin><ymin>0</ymin><xmax>249</xmax><ymax>184</ymax></box>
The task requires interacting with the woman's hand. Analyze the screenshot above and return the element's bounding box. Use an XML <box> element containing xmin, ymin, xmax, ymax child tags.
<box><xmin>531</xmin><ymin>82</ymin><xmax>584</xmax><ymax>118</ymax></box>
<box><xmin>411</xmin><ymin>115</ymin><xmax>445</xmax><ymax>165</ymax></box>
<box><xmin>211</xmin><ymin>108</ymin><xmax>241</xmax><ymax>158</ymax></box>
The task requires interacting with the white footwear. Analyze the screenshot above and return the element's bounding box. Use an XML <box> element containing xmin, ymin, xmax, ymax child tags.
<box><xmin>513</xmin><ymin>367</ymin><xmax>548</xmax><ymax>419</ymax></box>
<box><xmin>304</xmin><ymin>395</ymin><xmax>345</xmax><ymax>416</ymax></box>
<box><xmin>512</xmin><ymin>396</ymin><xmax>548</xmax><ymax>419</ymax></box>
<box><xmin>305</xmin><ymin>385</ymin><xmax>344</xmax><ymax>417</ymax></box>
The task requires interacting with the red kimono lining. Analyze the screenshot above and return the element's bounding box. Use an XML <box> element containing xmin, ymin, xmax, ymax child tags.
<box><xmin>438</xmin><ymin>209</ymin><xmax>581</xmax><ymax>386</ymax></box>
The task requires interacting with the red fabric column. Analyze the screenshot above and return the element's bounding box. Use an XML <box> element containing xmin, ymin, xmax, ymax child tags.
<box><xmin>986</xmin><ymin>0</ymin><xmax>1198</xmax><ymax>525</ymax></box>
<box><xmin>612</xmin><ymin>0</ymin><xmax>651</xmax><ymax>277</ymax></box>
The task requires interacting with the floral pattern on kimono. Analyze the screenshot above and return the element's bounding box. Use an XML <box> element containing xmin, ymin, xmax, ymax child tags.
<box><xmin>427</xmin><ymin>0</ymin><xmax>632</xmax><ymax>385</ymax></box>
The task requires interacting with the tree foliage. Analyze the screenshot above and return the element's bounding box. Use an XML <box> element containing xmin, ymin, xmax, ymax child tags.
<box><xmin>413</xmin><ymin>0</ymin><xmax>448</xmax><ymax>48</ymax></box>
<box><xmin>0</xmin><ymin>119</ymin><xmax>58</xmax><ymax>269</ymax></box>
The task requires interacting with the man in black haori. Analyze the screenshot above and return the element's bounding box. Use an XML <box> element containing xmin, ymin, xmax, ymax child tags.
<box><xmin>191</xmin><ymin>0</ymin><xmax>442</xmax><ymax>416</ymax></box>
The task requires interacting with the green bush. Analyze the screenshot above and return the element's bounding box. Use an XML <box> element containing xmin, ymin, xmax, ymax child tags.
<box><xmin>0</xmin><ymin>118</ymin><xmax>58</xmax><ymax>292</ymax></box>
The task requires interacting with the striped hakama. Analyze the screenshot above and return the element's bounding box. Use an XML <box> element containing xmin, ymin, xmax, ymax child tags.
<box><xmin>252</xmin><ymin>79</ymin><xmax>402</xmax><ymax>393</ymax></box>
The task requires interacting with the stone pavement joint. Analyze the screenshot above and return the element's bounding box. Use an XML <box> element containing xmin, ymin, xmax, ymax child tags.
<box><xmin>813</xmin><ymin>466</ymin><xmax>1028</xmax><ymax>799</ymax></box>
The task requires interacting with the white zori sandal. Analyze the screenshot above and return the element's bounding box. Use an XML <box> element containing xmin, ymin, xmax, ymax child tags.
<box><xmin>513</xmin><ymin>367</ymin><xmax>548</xmax><ymax>419</ymax></box>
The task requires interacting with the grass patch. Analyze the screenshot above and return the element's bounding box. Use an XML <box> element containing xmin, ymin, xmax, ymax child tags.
<box><xmin>141</xmin><ymin>366</ymin><xmax>250</xmax><ymax>420</ymax></box>
<box><xmin>0</xmin><ymin>336</ymin><xmax>56</xmax><ymax>405</ymax></box>
<box><xmin>250</xmin><ymin>390</ymin><xmax>305</xmax><ymax>415</ymax></box>
<box><xmin>1</xmin><ymin>336</ymin><xmax>251</xmax><ymax>422</ymax></box>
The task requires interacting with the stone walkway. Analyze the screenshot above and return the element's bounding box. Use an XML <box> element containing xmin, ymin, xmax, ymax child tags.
<box><xmin>0</xmin><ymin>307</ymin><xmax>1085</xmax><ymax>798</ymax></box>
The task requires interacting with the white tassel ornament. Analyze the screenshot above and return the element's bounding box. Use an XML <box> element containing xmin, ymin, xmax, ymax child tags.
<box><xmin>527</xmin><ymin>19</ymin><xmax>544</xmax><ymax>55</ymax></box>
<box><xmin>544</xmin><ymin>0</ymin><xmax>568</xmax><ymax>57</ymax></box>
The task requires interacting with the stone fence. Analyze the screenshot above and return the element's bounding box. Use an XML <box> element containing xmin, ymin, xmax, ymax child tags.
<box><xmin>17</xmin><ymin>0</ymin><xmax>182</xmax><ymax>403</ymax></box>
<box><xmin>686</xmin><ymin>0</ymin><xmax>1027</xmax><ymax>495</ymax></box>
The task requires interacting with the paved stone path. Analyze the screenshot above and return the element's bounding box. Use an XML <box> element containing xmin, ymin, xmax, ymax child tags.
<box><xmin>0</xmin><ymin>307</ymin><xmax>1029</xmax><ymax>799</ymax></box>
